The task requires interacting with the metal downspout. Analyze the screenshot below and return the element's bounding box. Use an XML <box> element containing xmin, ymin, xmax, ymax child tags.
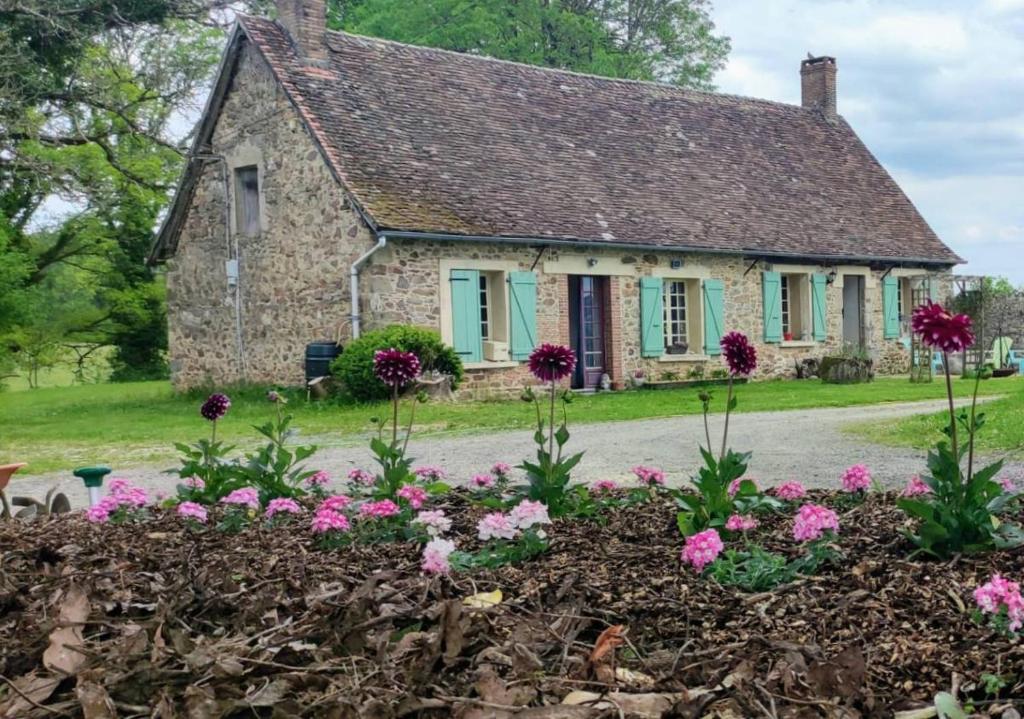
<box><xmin>350</xmin><ymin>235</ymin><xmax>388</xmax><ymax>339</ymax></box>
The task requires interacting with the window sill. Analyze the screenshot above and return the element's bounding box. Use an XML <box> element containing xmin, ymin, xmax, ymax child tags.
<box><xmin>463</xmin><ymin>361</ymin><xmax>520</xmax><ymax>370</ymax></box>
<box><xmin>657</xmin><ymin>354</ymin><xmax>710</xmax><ymax>363</ymax></box>
<box><xmin>780</xmin><ymin>341</ymin><xmax>816</xmax><ymax>348</ymax></box>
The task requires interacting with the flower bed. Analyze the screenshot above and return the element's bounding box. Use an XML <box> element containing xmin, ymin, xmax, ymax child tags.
<box><xmin>1</xmin><ymin>492</ymin><xmax>1022</xmax><ymax>717</ymax></box>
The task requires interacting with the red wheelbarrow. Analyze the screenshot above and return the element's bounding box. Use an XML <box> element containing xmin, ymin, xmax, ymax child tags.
<box><xmin>1</xmin><ymin>463</ymin><xmax>71</xmax><ymax>519</ymax></box>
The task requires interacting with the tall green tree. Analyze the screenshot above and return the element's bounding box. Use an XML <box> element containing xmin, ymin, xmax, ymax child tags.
<box><xmin>328</xmin><ymin>0</ymin><xmax>729</xmax><ymax>89</ymax></box>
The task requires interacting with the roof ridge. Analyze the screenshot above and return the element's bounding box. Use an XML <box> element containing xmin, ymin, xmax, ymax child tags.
<box><xmin>240</xmin><ymin>13</ymin><xmax>820</xmax><ymax>116</ymax></box>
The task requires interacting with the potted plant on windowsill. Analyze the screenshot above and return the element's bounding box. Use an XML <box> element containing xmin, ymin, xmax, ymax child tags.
<box><xmin>666</xmin><ymin>340</ymin><xmax>689</xmax><ymax>355</ymax></box>
<box><xmin>783</xmin><ymin>332</ymin><xmax>794</xmax><ymax>342</ymax></box>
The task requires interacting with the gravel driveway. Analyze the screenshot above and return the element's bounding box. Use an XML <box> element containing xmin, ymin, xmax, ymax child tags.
<box><xmin>9</xmin><ymin>397</ymin><xmax>1019</xmax><ymax>509</ymax></box>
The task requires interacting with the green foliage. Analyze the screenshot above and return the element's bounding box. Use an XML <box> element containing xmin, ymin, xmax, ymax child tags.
<box><xmin>452</xmin><ymin>527</ymin><xmax>549</xmax><ymax>570</ymax></box>
<box><xmin>171</xmin><ymin>438</ymin><xmax>242</xmax><ymax>502</ymax></box>
<box><xmin>707</xmin><ymin>540</ymin><xmax>840</xmax><ymax>592</ymax></box>
<box><xmin>239</xmin><ymin>412</ymin><xmax>318</xmax><ymax>502</ymax></box>
<box><xmin>674</xmin><ymin>448</ymin><xmax>780</xmax><ymax>535</ymax></box>
<box><xmin>329</xmin><ymin>0</ymin><xmax>730</xmax><ymax>90</ymax></box>
<box><xmin>331</xmin><ymin>325</ymin><xmax>464</xmax><ymax>401</ymax></box>
<box><xmin>518</xmin><ymin>385</ymin><xmax>584</xmax><ymax>517</ymax></box>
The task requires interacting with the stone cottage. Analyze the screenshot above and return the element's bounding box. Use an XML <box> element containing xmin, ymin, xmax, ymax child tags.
<box><xmin>149</xmin><ymin>0</ymin><xmax>962</xmax><ymax>395</ymax></box>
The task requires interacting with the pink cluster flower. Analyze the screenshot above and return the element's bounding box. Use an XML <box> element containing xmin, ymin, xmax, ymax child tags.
<box><xmin>311</xmin><ymin>508</ymin><xmax>350</xmax><ymax>534</ymax></box>
<box><xmin>681</xmin><ymin>529</ymin><xmax>724</xmax><ymax>572</ymax></box>
<box><xmin>177</xmin><ymin>501</ymin><xmax>208</xmax><ymax>524</ymax></box>
<box><xmin>421</xmin><ymin>538</ymin><xmax>456</xmax><ymax>575</ymax></box>
<box><xmin>86</xmin><ymin>496</ymin><xmax>121</xmax><ymax>523</ymax></box>
<box><xmin>471</xmin><ymin>474</ymin><xmax>495</xmax><ymax>489</ymax></box>
<box><xmin>491</xmin><ymin>462</ymin><xmax>511</xmax><ymax>478</ymax></box>
<box><xmin>265</xmin><ymin>497</ymin><xmax>302</xmax><ymax>519</ymax></box>
<box><xmin>318</xmin><ymin>495</ymin><xmax>353</xmax><ymax>512</ymax></box>
<box><xmin>414</xmin><ymin>466</ymin><xmax>447</xmax><ymax>482</ymax></box>
<box><xmin>221</xmin><ymin>487</ymin><xmax>260</xmax><ymax>509</ymax></box>
<box><xmin>974</xmin><ymin>574</ymin><xmax>1024</xmax><ymax>632</ymax></box>
<box><xmin>1000</xmin><ymin>473</ymin><xmax>1019</xmax><ymax>494</ymax></box>
<box><xmin>305</xmin><ymin>470</ymin><xmax>331</xmax><ymax>488</ymax></box>
<box><xmin>359</xmin><ymin>499</ymin><xmax>400</xmax><ymax>519</ymax></box>
<box><xmin>773</xmin><ymin>481</ymin><xmax>806</xmax><ymax>501</ymax></box>
<box><xmin>727</xmin><ymin>477</ymin><xmax>757</xmax><ymax>497</ymax></box>
<box><xmin>477</xmin><ymin>512</ymin><xmax>517</xmax><ymax>541</ymax></box>
<box><xmin>510</xmin><ymin>500</ymin><xmax>550</xmax><ymax>529</ymax></box>
<box><xmin>183</xmin><ymin>476</ymin><xmax>205</xmax><ymax>490</ymax></box>
<box><xmin>792</xmin><ymin>504</ymin><xmax>840</xmax><ymax>542</ymax></box>
<box><xmin>86</xmin><ymin>480</ymin><xmax>149</xmax><ymax>522</ymax></box>
<box><xmin>901</xmin><ymin>475</ymin><xmax>932</xmax><ymax>497</ymax></box>
<box><xmin>841</xmin><ymin>464</ymin><xmax>871</xmax><ymax>493</ymax></box>
<box><xmin>592</xmin><ymin>480</ymin><xmax>619</xmax><ymax>493</ymax></box>
<box><xmin>632</xmin><ymin>466</ymin><xmax>665</xmax><ymax>487</ymax></box>
<box><xmin>347</xmin><ymin>468</ymin><xmax>375</xmax><ymax>486</ymax></box>
<box><xmin>413</xmin><ymin>509</ymin><xmax>452</xmax><ymax>536</ymax></box>
<box><xmin>725</xmin><ymin>514</ymin><xmax>758</xmax><ymax>532</ymax></box>
<box><xmin>397</xmin><ymin>485</ymin><xmax>428</xmax><ymax>509</ymax></box>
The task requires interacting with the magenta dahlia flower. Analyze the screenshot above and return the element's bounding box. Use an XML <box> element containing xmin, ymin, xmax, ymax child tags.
<box><xmin>720</xmin><ymin>331</ymin><xmax>757</xmax><ymax>376</ymax></box>
<box><xmin>200</xmin><ymin>393</ymin><xmax>231</xmax><ymax>421</ymax></box>
<box><xmin>528</xmin><ymin>343</ymin><xmax>576</xmax><ymax>383</ymax></box>
<box><xmin>373</xmin><ymin>348</ymin><xmax>421</xmax><ymax>387</ymax></box>
<box><xmin>911</xmin><ymin>301</ymin><xmax>974</xmax><ymax>353</ymax></box>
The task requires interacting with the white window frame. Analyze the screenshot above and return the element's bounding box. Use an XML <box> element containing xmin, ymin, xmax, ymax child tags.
<box><xmin>479</xmin><ymin>274</ymin><xmax>491</xmax><ymax>340</ymax></box>
<box><xmin>663</xmin><ymin>280</ymin><xmax>689</xmax><ymax>350</ymax></box>
<box><xmin>780</xmin><ymin>275</ymin><xmax>792</xmax><ymax>336</ymax></box>
<box><xmin>438</xmin><ymin>259</ymin><xmax>518</xmax><ymax>366</ymax></box>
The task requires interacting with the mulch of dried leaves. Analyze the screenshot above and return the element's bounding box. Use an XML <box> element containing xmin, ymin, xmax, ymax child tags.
<box><xmin>1</xmin><ymin>491</ymin><xmax>1022</xmax><ymax>719</ymax></box>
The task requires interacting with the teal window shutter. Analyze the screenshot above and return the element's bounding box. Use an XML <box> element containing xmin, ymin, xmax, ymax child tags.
<box><xmin>882</xmin><ymin>275</ymin><xmax>899</xmax><ymax>339</ymax></box>
<box><xmin>811</xmin><ymin>273</ymin><xmax>828</xmax><ymax>341</ymax></box>
<box><xmin>762</xmin><ymin>271</ymin><xmax>782</xmax><ymax>343</ymax></box>
<box><xmin>508</xmin><ymin>271</ymin><xmax>538</xmax><ymax>361</ymax></box>
<box><xmin>450</xmin><ymin>269</ymin><xmax>482</xmax><ymax>362</ymax></box>
<box><xmin>640</xmin><ymin>277</ymin><xmax>664</xmax><ymax>358</ymax></box>
<box><xmin>702</xmin><ymin>279</ymin><xmax>724</xmax><ymax>355</ymax></box>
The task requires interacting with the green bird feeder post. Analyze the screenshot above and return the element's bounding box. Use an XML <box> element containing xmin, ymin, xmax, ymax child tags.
<box><xmin>74</xmin><ymin>466</ymin><xmax>112</xmax><ymax>507</ymax></box>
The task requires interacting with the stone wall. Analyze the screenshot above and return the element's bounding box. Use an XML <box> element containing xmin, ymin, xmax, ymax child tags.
<box><xmin>166</xmin><ymin>39</ymin><xmax>375</xmax><ymax>389</ymax></box>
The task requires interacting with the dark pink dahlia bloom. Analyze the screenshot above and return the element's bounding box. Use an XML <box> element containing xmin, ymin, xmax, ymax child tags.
<box><xmin>374</xmin><ymin>348</ymin><xmax>421</xmax><ymax>386</ymax></box>
<box><xmin>911</xmin><ymin>301</ymin><xmax>974</xmax><ymax>353</ymax></box>
<box><xmin>720</xmin><ymin>331</ymin><xmax>757</xmax><ymax>376</ymax></box>
<box><xmin>528</xmin><ymin>343</ymin><xmax>576</xmax><ymax>382</ymax></box>
<box><xmin>200</xmin><ymin>393</ymin><xmax>231</xmax><ymax>421</ymax></box>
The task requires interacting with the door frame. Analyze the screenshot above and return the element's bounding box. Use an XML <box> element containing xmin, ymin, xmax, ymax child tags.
<box><xmin>568</xmin><ymin>275</ymin><xmax>609</xmax><ymax>389</ymax></box>
<box><xmin>841</xmin><ymin>274</ymin><xmax>865</xmax><ymax>348</ymax></box>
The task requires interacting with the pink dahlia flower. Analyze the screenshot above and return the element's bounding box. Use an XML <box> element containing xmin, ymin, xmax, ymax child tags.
<box><xmin>421</xmin><ymin>538</ymin><xmax>456</xmax><ymax>575</ymax></box>
<box><xmin>373</xmin><ymin>348</ymin><xmax>421</xmax><ymax>387</ymax></box>
<box><xmin>311</xmin><ymin>508</ymin><xmax>350</xmax><ymax>534</ymax></box>
<box><xmin>177</xmin><ymin>501</ymin><xmax>208</xmax><ymax>523</ymax></box>
<box><xmin>528</xmin><ymin>343</ymin><xmax>576</xmax><ymax>382</ymax></box>
<box><xmin>681</xmin><ymin>529</ymin><xmax>724</xmax><ymax>572</ymax></box>
<box><xmin>632</xmin><ymin>465</ymin><xmax>666</xmax><ymax>487</ymax></box>
<box><xmin>200</xmin><ymin>393</ymin><xmax>231</xmax><ymax>421</ymax></box>
<box><xmin>265</xmin><ymin>497</ymin><xmax>303</xmax><ymax>519</ymax></box>
<box><xmin>841</xmin><ymin>464</ymin><xmax>871</xmax><ymax>493</ymax></box>
<box><xmin>725</xmin><ymin>514</ymin><xmax>758</xmax><ymax>532</ymax></box>
<box><xmin>720</xmin><ymin>331</ymin><xmax>757</xmax><ymax>376</ymax></box>
<box><xmin>359</xmin><ymin>499</ymin><xmax>400</xmax><ymax>519</ymax></box>
<box><xmin>974</xmin><ymin>574</ymin><xmax>1024</xmax><ymax>632</ymax></box>
<box><xmin>477</xmin><ymin>512</ymin><xmax>517</xmax><ymax>541</ymax></box>
<box><xmin>397</xmin><ymin>485</ymin><xmax>428</xmax><ymax>509</ymax></box>
<box><xmin>221</xmin><ymin>487</ymin><xmax>260</xmax><ymax>509</ymax></box>
<box><xmin>911</xmin><ymin>301</ymin><xmax>974</xmax><ymax>353</ymax></box>
<box><xmin>773</xmin><ymin>481</ymin><xmax>806</xmax><ymax>501</ymax></box>
<box><xmin>901</xmin><ymin>475</ymin><xmax>932</xmax><ymax>497</ymax></box>
<box><xmin>793</xmin><ymin>504</ymin><xmax>839</xmax><ymax>542</ymax></box>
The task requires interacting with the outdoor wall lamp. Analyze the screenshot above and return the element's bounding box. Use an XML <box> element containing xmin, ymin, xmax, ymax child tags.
<box><xmin>826</xmin><ymin>269</ymin><xmax>838</xmax><ymax>285</ymax></box>
<box><xmin>587</xmin><ymin>258</ymin><xmax>599</xmax><ymax>267</ymax></box>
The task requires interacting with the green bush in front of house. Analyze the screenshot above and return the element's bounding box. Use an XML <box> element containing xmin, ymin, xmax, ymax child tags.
<box><xmin>330</xmin><ymin>325</ymin><xmax>464</xmax><ymax>401</ymax></box>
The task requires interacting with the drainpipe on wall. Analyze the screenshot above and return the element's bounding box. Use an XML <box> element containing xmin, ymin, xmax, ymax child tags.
<box><xmin>194</xmin><ymin>152</ymin><xmax>247</xmax><ymax>379</ymax></box>
<box><xmin>350</xmin><ymin>235</ymin><xmax>388</xmax><ymax>339</ymax></box>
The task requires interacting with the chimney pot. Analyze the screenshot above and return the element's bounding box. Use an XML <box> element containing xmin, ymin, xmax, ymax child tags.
<box><xmin>800</xmin><ymin>55</ymin><xmax>837</xmax><ymax>117</ymax></box>
<box><xmin>274</xmin><ymin>0</ymin><xmax>328</xmax><ymax>66</ymax></box>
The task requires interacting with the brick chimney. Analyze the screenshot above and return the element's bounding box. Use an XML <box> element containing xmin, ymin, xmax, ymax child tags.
<box><xmin>275</xmin><ymin>0</ymin><xmax>328</xmax><ymax>66</ymax></box>
<box><xmin>800</xmin><ymin>56</ymin><xmax>837</xmax><ymax>116</ymax></box>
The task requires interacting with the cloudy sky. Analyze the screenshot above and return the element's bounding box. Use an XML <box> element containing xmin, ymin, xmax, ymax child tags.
<box><xmin>711</xmin><ymin>0</ymin><xmax>1024</xmax><ymax>285</ymax></box>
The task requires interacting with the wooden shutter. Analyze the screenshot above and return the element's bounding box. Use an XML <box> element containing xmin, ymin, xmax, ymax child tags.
<box><xmin>811</xmin><ymin>273</ymin><xmax>828</xmax><ymax>341</ymax></box>
<box><xmin>762</xmin><ymin>271</ymin><xmax>782</xmax><ymax>343</ymax></box>
<box><xmin>640</xmin><ymin>277</ymin><xmax>664</xmax><ymax>358</ymax></box>
<box><xmin>882</xmin><ymin>275</ymin><xmax>900</xmax><ymax>339</ymax></box>
<box><xmin>508</xmin><ymin>271</ymin><xmax>538</xmax><ymax>361</ymax></box>
<box><xmin>450</xmin><ymin>269</ymin><xmax>482</xmax><ymax>362</ymax></box>
<box><xmin>702</xmin><ymin>279</ymin><xmax>724</xmax><ymax>355</ymax></box>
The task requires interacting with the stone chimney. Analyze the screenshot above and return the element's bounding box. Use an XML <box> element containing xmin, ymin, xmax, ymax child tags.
<box><xmin>275</xmin><ymin>0</ymin><xmax>328</xmax><ymax>66</ymax></box>
<box><xmin>800</xmin><ymin>55</ymin><xmax>837</xmax><ymax>116</ymax></box>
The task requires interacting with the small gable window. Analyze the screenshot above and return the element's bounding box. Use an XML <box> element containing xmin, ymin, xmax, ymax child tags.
<box><xmin>234</xmin><ymin>166</ymin><xmax>261</xmax><ymax>236</ymax></box>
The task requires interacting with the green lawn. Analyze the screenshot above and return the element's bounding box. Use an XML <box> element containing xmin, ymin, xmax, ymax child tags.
<box><xmin>3</xmin><ymin>376</ymin><xmax>1021</xmax><ymax>476</ymax></box>
<box><xmin>847</xmin><ymin>378</ymin><xmax>1024</xmax><ymax>457</ymax></box>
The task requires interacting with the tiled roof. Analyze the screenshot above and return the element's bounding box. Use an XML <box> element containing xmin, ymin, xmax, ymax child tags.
<box><xmin>196</xmin><ymin>16</ymin><xmax>962</xmax><ymax>263</ymax></box>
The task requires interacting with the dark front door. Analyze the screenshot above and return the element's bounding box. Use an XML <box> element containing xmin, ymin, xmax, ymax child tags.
<box><xmin>568</xmin><ymin>275</ymin><xmax>607</xmax><ymax>389</ymax></box>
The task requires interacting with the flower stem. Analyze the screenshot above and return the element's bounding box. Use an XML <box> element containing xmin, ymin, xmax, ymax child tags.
<box><xmin>211</xmin><ymin>419</ymin><xmax>217</xmax><ymax>445</ymax></box>
<box><xmin>402</xmin><ymin>394</ymin><xmax>418</xmax><ymax>456</ymax></box>
<box><xmin>966</xmin><ymin>365</ymin><xmax>982</xmax><ymax>483</ymax></box>
<box><xmin>720</xmin><ymin>376</ymin><xmax>734</xmax><ymax>463</ymax></box>
<box><xmin>391</xmin><ymin>384</ymin><xmax>399</xmax><ymax>445</ymax></box>
<box><xmin>548</xmin><ymin>381</ymin><xmax>556</xmax><ymax>461</ymax></box>
<box><xmin>942</xmin><ymin>352</ymin><xmax>958</xmax><ymax>462</ymax></box>
<box><xmin>702</xmin><ymin>404</ymin><xmax>712</xmax><ymax>453</ymax></box>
